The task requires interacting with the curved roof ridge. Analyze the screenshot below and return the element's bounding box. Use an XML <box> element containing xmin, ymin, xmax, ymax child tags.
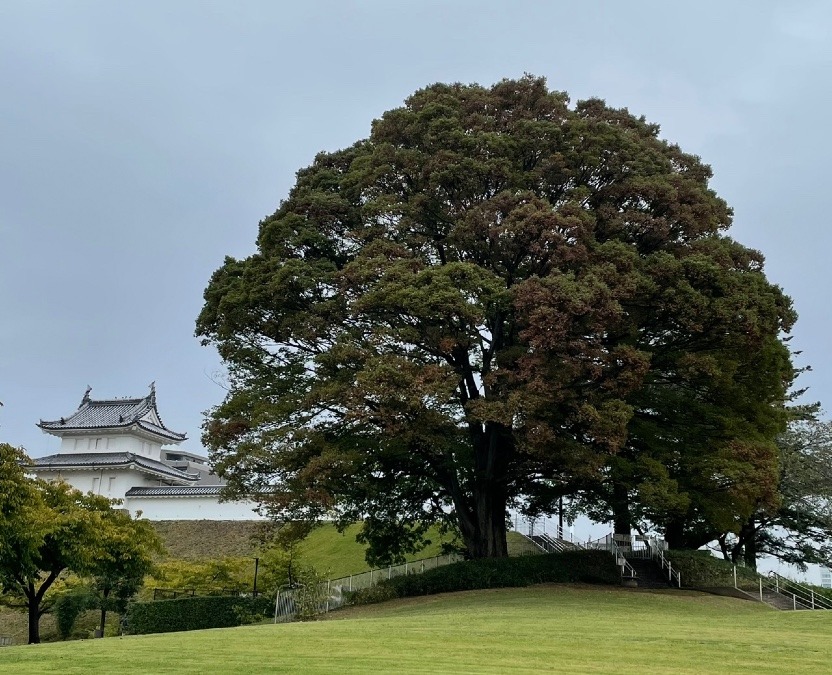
<box><xmin>38</xmin><ymin>384</ymin><xmax>187</xmax><ymax>442</ymax></box>
<box><xmin>32</xmin><ymin>451</ymin><xmax>199</xmax><ymax>482</ymax></box>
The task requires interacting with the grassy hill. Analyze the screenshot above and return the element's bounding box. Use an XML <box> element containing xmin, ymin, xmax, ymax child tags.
<box><xmin>150</xmin><ymin>520</ymin><xmax>536</xmax><ymax>578</ymax></box>
<box><xmin>0</xmin><ymin>523</ymin><xmax>534</xmax><ymax>646</ymax></box>
<box><xmin>2</xmin><ymin>585</ymin><xmax>830</xmax><ymax>673</ymax></box>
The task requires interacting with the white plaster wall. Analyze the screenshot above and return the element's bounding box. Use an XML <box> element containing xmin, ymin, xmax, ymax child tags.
<box><xmin>126</xmin><ymin>496</ymin><xmax>265</xmax><ymax>521</ymax></box>
<box><xmin>57</xmin><ymin>433</ymin><xmax>165</xmax><ymax>459</ymax></box>
<box><xmin>34</xmin><ymin>468</ymin><xmax>169</xmax><ymax>500</ymax></box>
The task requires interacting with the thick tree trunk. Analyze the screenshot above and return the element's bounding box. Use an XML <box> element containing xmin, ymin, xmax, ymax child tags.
<box><xmin>450</xmin><ymin>429</ymin><xmax>511</xmax><ymax>558</ymax></box>
<box><xmin>743</xmin><ymin>519</ymin><xmax>758</xmax><ymax>570</ymax></box>
<box><xmin>24</xmin><ymin>570</ymin><xmax>60</xmax><ymax>644</ymax></box>
<box><xmin>26</xmin><ymin>586</ymin><xmax>40</xmax><ymax>645</ymax></box>
<box><xmin>612</xmin><ymin>483</ymin><xmax>631</xmax><ymax>536</ymax></box>
<box><xmin>456</xmin><ymin>488</ymin><xmax>508</xmax><ymax>558</ymax></box>
<box><xmin>100</xmin><ymin>587</ymin><xmax>110</xmax><ymax>636</ymax></box>
<box><xmin>664</xmin><ymin>518</ymin><xmax>686</xmax><ymax>550</ymax></box>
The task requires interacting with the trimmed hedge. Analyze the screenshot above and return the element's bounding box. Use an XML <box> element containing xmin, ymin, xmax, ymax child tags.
<box><xmin>664</xmin><ymin>550</ymin><xmax>759</xmax><ymax>588</ymax></box>
<box><xmin>127</xmin><ymin>595</ymin><xmax>272</xmax><ymax>635</ymax></box>
<box><xmin>348</xmin><ymin>550</ymin><xmax>619</xmax><ymax>605</ymax></box>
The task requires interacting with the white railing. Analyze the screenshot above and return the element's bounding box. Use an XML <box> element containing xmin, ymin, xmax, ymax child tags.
<box><xmin>616</xmin><ymin>534</ymin><xmax>667</xmax><ymax>560</ymax></box>
<box><xmin>654</xmin><ymin>547</ymin><xmax>681</xmax><ymax>588</ymax></box>
<box><xmin>585</xmin><ymin>534</ymin><xmax>637</xmax><ymax>581</ymax></box>
<box><xmin>527</xmin><ymin>531</ymin><xmax>583</xmax><ymax>554</ymax></box>
<box><xmin>766</xmin><ymin>572</ymin><xmax>832</xmax><ymax>610</ymax></box>
<box><xmin>513</xmin><ymin>514</ymin><xmax>581</xmax><ymax>546</ymax></box>
<box><xmin>733</xmin><ymin>570</ymin><xmax>832</xmax><ymax>610</ymax></box>
<box><xmin>327</xmin><ymin>552</ymin><xmax>463</xmax><ymax>596</ymax></box>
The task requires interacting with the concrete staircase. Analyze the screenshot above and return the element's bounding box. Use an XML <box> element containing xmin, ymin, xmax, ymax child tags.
<box><xmin>760</xmin><ymin>589</ymin><xmax>812</xmax><ymax>610</ymax></box>
<box><xmin>625</xmin><ymin>557</ymin><xmax>676</xmax><ymax>589</ymax></box>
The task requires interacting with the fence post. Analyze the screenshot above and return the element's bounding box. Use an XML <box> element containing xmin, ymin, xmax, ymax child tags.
<box><xmin>678</xmin><ymin>572</ymin><xmax>681</xmax><ymax>589</ymax></box>
<box><xmin>775</xmin><ymin>575</ymin><xmax>779</xmax><ymax>594</ymax></box>
<box><xmin>733</xmin><ymin>566</ymin><xmax>737</xmax><ymax>589</ymax></box>
<box><xmin>812</xmin><ymin>590</ymin><xmax>815</xmax><ymax>609</ymax></box>
<box><xmin>759</xmin><ymin>577</ymin><xmax>763</xmax><ymax>602</ymax></box>
<box><xmin>405</xmin><ymin>562</ymin><xmax>408</xmax><ymax>575</ymax></box>
<box><xmin>388</xmin><ymin>566</ymin><xmax>392</xmax><ymax>580</ymax></box>
<box><xmin>326</xmin><ymin>580</ymin><xmax>331</xmax><ymax>613</ymax></box>
<box><xmin>370</xmin><ymin>569</ymin><xmax>374</xmax><ymax>585</ymax></box>
<box><xmin>794</xmin><ymin>593</ymin><xmax>797</xmax><ymax>610</ymax></box>
<box><xmin>349</xmin><ymin>575</ymin><xmax>352</xmax><ymax>592</ymax></box>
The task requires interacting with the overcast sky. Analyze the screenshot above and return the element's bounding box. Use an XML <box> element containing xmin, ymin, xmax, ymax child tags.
<box><xmin>2</xmin><ymin>1</ymin><xmax>831</xmax><ymax>458</ymax></box>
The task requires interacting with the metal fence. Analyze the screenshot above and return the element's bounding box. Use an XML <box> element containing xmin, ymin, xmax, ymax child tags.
<box><xmin>152</xmin><ymin>588</ymin><xmax>196</xmax><ymax>600</ymax></box>
<box><xmin>732</xmin><ymin>569</ymin><xmax>832</xmax><ymax>610</ymax></box>
<box><xmin>152</xmin><ymin>587</ymin><xmax>245</xmax><ymax>600</ymax></box>
<box><xmin>273</xmin><ymin>552</ymin><xmax>464</xmax><ymax>623</ymax></box>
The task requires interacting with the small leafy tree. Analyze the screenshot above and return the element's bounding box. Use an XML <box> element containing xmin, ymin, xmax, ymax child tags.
<box><xmin>0</xmin><ymin>444</ymin><xmax>162</xmax><ymax>643</ymax></box>
<box><xmin>53</xmin><ymin>584</ymin><xmax>94</xmax><ymax>639</ymax></box>
<box><xmin>87</xmin><ymin>509</ymin><xmax>163</xmax><ymax>635</ymax></box>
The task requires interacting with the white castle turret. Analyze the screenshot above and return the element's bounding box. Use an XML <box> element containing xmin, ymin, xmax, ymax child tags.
<box><xmin>32</xmin><ymin>385</ymin><xmax>262</xmax><ymax>520</ymax></box>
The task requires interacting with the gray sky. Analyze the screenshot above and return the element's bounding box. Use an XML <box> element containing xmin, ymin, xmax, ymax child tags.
<box><xmin>2</xmin><ymin>0</ymin><xmax>831</xmax><ymax>457</ymax></box>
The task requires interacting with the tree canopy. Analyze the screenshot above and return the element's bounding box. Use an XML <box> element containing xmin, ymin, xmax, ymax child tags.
<box><xmin>197</xmin><ymin>76</ymin><xmax>796</xmax><ymax>561</ymax></box>
<box><xmin>715</xmin><ymin>417</ymin><xmax>832</xmax><ymax>570</ymax></box>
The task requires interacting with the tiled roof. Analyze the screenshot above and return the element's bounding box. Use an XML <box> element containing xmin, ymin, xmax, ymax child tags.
<box><xmin>32</xmin><ymin>452</ymin><xmax>198</xmax><ymax>483</ymax></box>
<box><xmin>125</xmin><ymin>486</ymin><xmax>226</xmax><ymax>497</ymax></box>
<box><xmin>38</xmin><ymin>384</ymin><xmax>186</xmax><ymax>442</ymax></box>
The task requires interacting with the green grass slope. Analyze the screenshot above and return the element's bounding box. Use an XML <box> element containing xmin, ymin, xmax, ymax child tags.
<box><xmin>150</xmin><ymin>520</ymin><xmax>534</xmax><ymax>578</ymax></box>
<box><xmin>3</xmin><ymin>585</ymin><xmax>831</xmax><ymax>674</ymax></box>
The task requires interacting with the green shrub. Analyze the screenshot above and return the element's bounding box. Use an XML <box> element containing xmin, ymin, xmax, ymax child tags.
<box><xmin>347</xmin><ymin>551</ymin><xmax>618</xmax><ymax>606</ymax></box>
<box><xmin>346</xmin><ymin>583</ymin><xmax>398</xmax><ymax>606</ymax></box>
<box><xmin>665</xmin><ymin>551</ymin><xmax>759</xmax><ymax>588</ymax></box>
<box><xmin>54</xmin><ymin>587</ymin><xmax>94</xmax><ymax>639</ymax></box>
<box><xmin>126</xmin><ymin>595</ymin><xmax>273</xmax><ymax>635</ymax></box>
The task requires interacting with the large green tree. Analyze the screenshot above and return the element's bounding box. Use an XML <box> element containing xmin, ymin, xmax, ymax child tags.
<box><xmin>0</xmin><ymin>444</ymin><xmax>162</xmax><ymax>643</ymax></box>
<box><xmin>197</xmin><ymin>76</ymin><xmax>795</xmax><ymax>560</ymax></box>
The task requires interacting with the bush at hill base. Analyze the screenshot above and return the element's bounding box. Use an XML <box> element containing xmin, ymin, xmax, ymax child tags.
<box><xmin>126</xmin><ymin>595</ymin><xmax>273</xmax><ymax>635</ymax></box>
<box><xmin>664</xmin><ymin>550</ymin><xmax>760</xmax><ymax>588</ymax></box>
<box><xmin>348</xmin><ymin>550</ymin><xmax>619</xmax><ymax>605</ymax></box>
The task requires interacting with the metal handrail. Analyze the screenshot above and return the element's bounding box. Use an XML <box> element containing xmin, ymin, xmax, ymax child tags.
<box><xmin>533</xmin><ymin>532</ymin><xmax>572</xmax><ymax>553</ymax></box>
<box><xmin>653</xmin><ymin>547</ymin><xmax>681</xmax><ymax>588</ymax></box>
<box><xmin>585</xmin><ymin>534</ymin><xmax>637</xmax><ymax>580</ymax></box>
<box><xmin>766</xmin><ymin>572</ymin><xmax>832</xmax><ymax>610</ymax></box>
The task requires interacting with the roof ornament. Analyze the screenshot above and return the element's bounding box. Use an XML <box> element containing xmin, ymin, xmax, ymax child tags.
<box><xmin>60</xmin><ymin>417</ymin><xmax>65</xmax><ymax>425</ymax></box>
<box><xmin>148</xmin><ymin>381</ymin><xmax>156</xmax><ymax>404</ymax></box>
<box><xmin>80</xmin><ymin>385</ymin><xmax>92</xmax><ymax>408</ymax></box>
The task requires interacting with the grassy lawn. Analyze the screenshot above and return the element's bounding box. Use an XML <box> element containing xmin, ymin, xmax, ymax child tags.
<box><xmin>0</xmin><ymin>523</ymin><xmax>533</xmax><ymax>646</ymax></box>
<box><xmin>2</xmin><ymin>585</ymin><xmax>831</xmax><ymax>674</ymax></box>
